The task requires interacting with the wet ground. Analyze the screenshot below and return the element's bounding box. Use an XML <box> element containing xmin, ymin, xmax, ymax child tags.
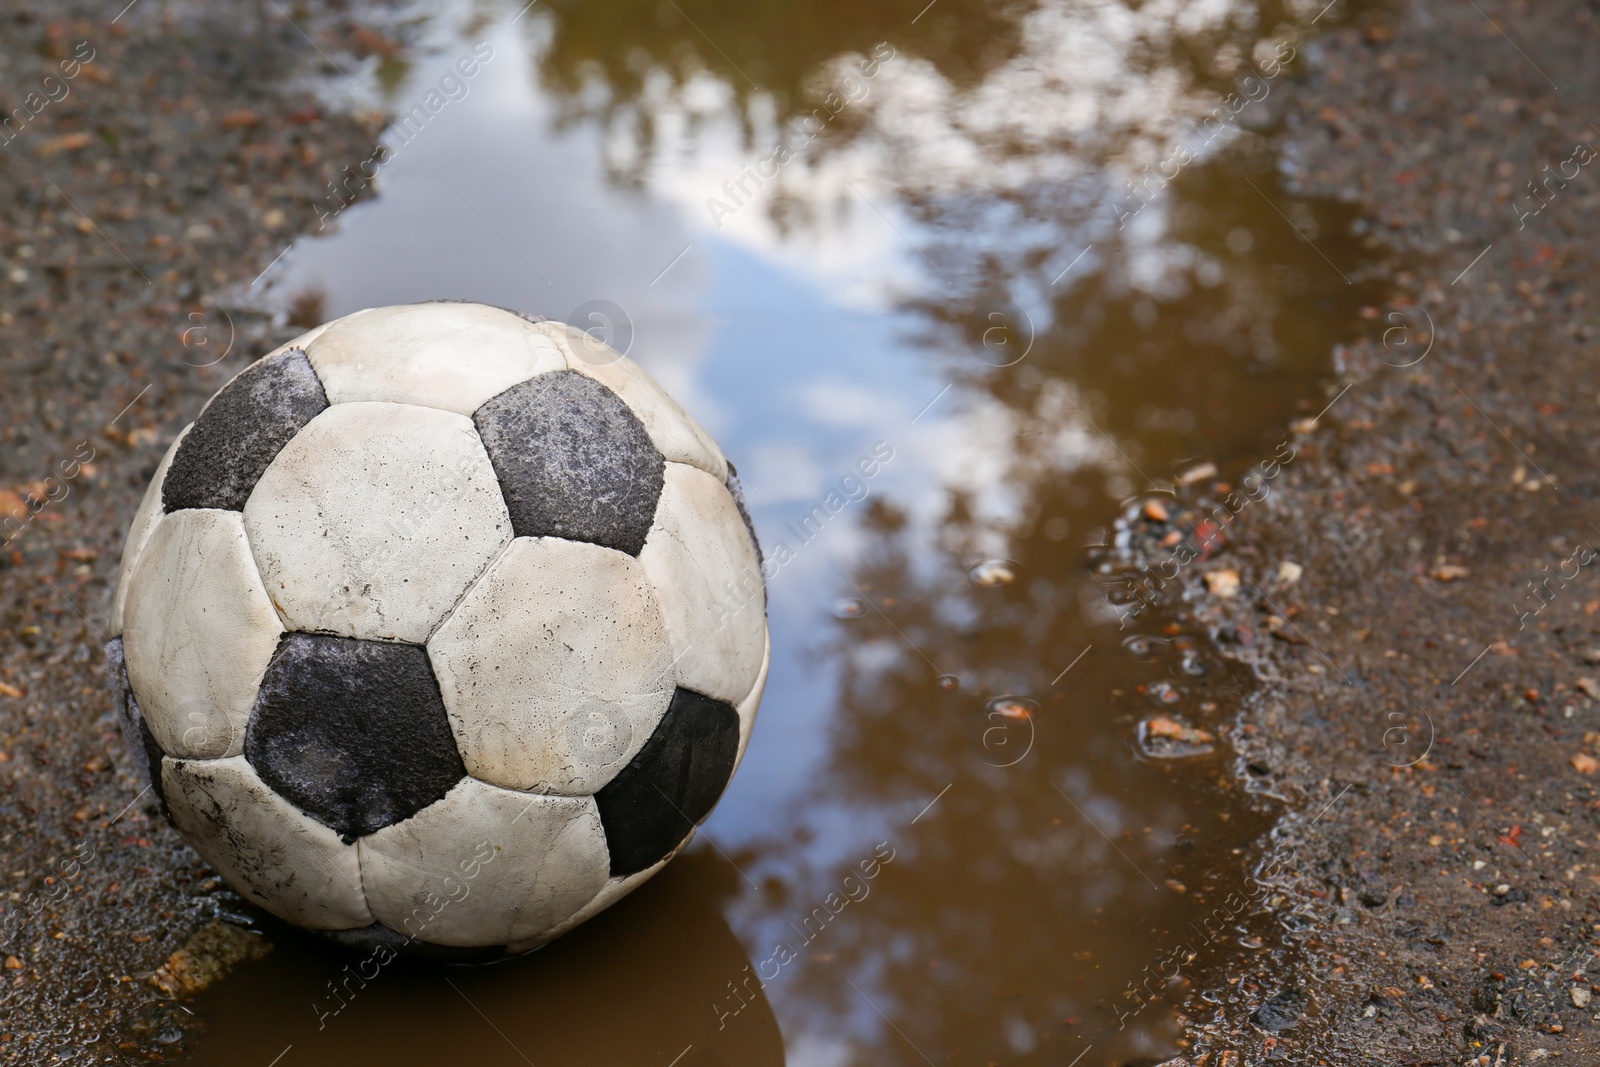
<box><xmin>1149</xmin><ymin>2</ymin><xmax>1600</xmax><ymax>1063</ymax></box>
<box><xmin>0</xmin><ymin>0</ymin><xmax>1592</xmax><ymax>1064</ymax></box>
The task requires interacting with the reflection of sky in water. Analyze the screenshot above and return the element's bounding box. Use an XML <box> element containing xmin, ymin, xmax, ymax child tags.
<box><xmin>240</xmin><ymin>0</ymin><xmax>1379</xmax><ymax>1061</ymax></box>
<box><xmin>266</xmin><ymin>19</ymin><xmax>1036</xmax><ymax>848</ymax></box>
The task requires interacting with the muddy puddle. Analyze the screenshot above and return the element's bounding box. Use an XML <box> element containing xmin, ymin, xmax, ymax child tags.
<box><xmin>173</xmin><ymin>0</ymin><xmax>1393</xmax><ymax>1063</ymax></box>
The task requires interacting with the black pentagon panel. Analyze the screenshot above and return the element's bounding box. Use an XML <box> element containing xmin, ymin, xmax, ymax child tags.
<box><xmin>106</xmin><ymin>637</ymin><xmax>168</xmax><ymax>815</ymax></box>
<box><xmin>595</xmin><ymin>687</ymin><xmax>740</xmax><ymax>877</ymax></box>
<box><xmin>315</xmin><ymin>922</ymin><xmax>507</xmax><ymax>963</ymax></box>
<box><xmin>245</xmin><ymin>634</ymin><xmax>467</xmax><ymax>843</ymax></box>
<box><xmin>724</xmin><ymin>462</ymin><xmax>764</xmax><ymax>572</ymax></box>
<box><xmin>474</xmin><ymin>369</ymin><xmax>664</xmax><ymax>556</ymax></box>
<box><xmin>162</xmin><ymin>348</ymin><xmax>328</xmax><ymax>512</ymax></box>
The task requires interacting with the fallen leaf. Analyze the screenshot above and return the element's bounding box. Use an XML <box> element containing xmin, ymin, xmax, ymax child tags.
<box><xmin>1145</xmin><ymin>717</ymin><xmax>1215</xmax><ymax>745</ymax></box>
<box><xmin>1191</xmin><ymin>519</ymin><xmax>1228</xmax><ymax>559</ymax></box>
<box><xmin>148</xmin><ymin>921</ymin><xmax>271</xmax><ymax>998</ymax></box>
<box><xmin>35</xmin><ymin>131</ymin><xmax>93</xmax><ymax>156</ymax></box>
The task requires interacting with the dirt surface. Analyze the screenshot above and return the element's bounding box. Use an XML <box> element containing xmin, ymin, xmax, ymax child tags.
<box><xmin>0</xmin><ymin>4</ymin><xmax>384</xmax><ymax>1061</ymax></box>
<box><xmin>2</xmin><ymin>0</ymin><xmax>1599</xmax><ymax>1063</ymax></box>
<box><xmin>1136</xmin><ymin>1</ymin><xmax>1600</xmax><ymax>1063</ymax></box>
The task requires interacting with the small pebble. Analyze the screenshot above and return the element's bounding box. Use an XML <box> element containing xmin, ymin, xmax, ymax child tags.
<box><xmin>986</xmin><ymin>697</ymin><xmax>1034</xmax><ymax>721</ymax></box>
<box><xmin>968</xmin><ymin>559</ymin><xmax>1015</xmax><ymax>587</ymax></box>
<box><xmin>1206</xmin><ymin>569</ymin><xmax>1241</xmax><ymax>598</ymax></box>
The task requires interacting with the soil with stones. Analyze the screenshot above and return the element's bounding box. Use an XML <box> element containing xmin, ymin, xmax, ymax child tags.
<box><xmin>0</xmin><ymin>3</ymin><xmax>385</xmax><ymax>1061</ymax></box>
<box><xmin>1133</xmin><ymin>1</ymin><xmax>1600</xmax><ymax>1063</ymax></box>
<box><xmin>3</xmin><ymin>0</ymin><xmax>1600</xmax><ymax>1064</ymax></box>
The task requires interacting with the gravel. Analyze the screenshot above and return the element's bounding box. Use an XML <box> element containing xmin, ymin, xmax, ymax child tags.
<box><xmin>1148</xmin><ymin>1</ymin><xmax>1600</xmax><ymax>1062</ymax></box>
<box><xmin>0</xmin><ymin>3</ymin><xmax>384</xmax><ymax>1059</ymax></box>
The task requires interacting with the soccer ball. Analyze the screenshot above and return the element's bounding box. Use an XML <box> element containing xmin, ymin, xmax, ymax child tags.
<box><xmin>105</xmin><ymin>302</ymin><xmax>769</xmax><ymax>958</ymax></box>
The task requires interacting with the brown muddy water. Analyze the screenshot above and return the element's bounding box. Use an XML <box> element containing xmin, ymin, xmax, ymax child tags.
<box><xmin>175</xmin><ymin>0</ymin><xmax>1393</xmax><ymax>1063</ymax></box>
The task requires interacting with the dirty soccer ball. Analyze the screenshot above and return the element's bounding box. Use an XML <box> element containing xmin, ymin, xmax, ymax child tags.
<box><xmin>105</xmin><ymin>302</ymin><xmax>769</xmax><ymax>958</ymax></box>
